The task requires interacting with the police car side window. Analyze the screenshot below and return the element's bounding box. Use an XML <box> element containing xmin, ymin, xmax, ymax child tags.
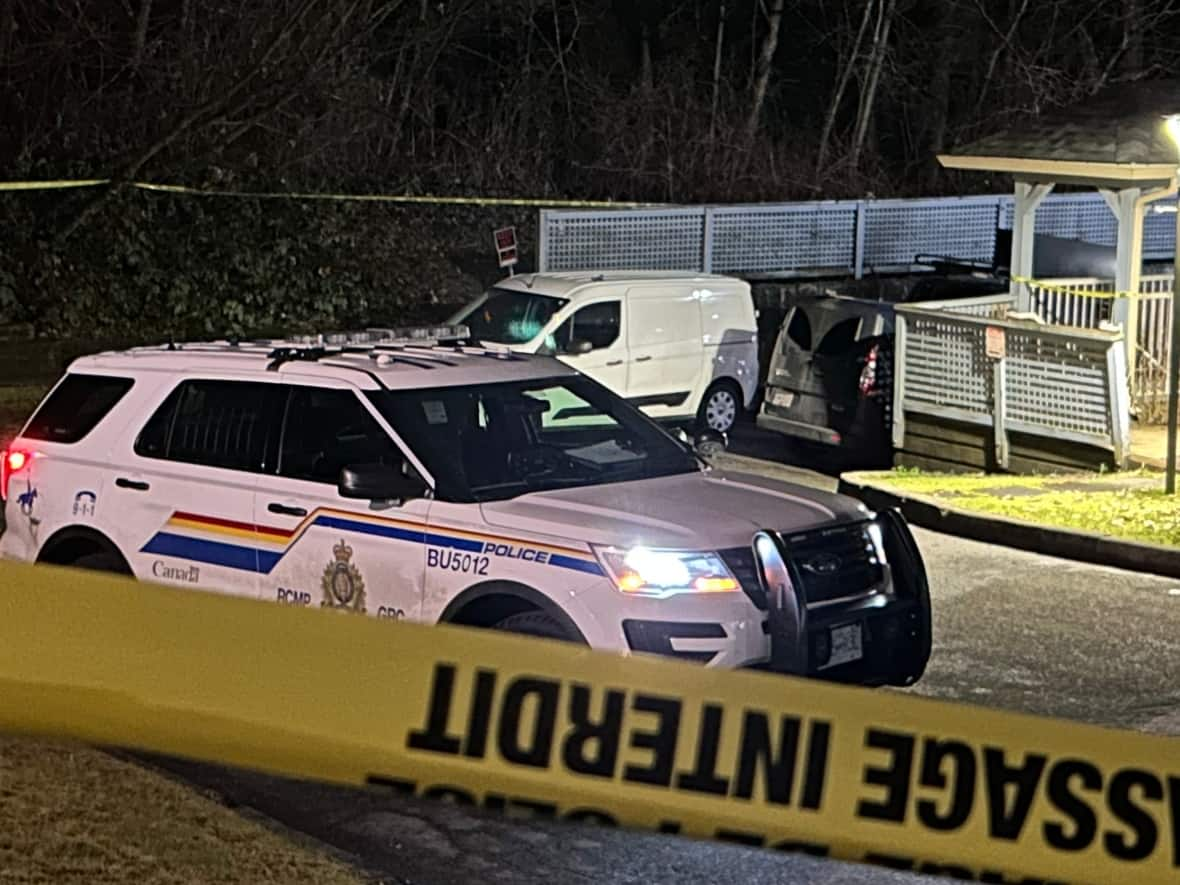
<box><xmin>278</xmin><ymin>387</ymin><xmax>404</xmax><ymax>484</ymax></box>
<box><xmin>133</xmin><ymin>380</ymin><xmax>281</xmax><ymax>472</ymax></box>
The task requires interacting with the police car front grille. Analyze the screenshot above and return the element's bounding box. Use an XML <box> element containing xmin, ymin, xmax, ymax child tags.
<box><xmin>783</xmin><ymin>523</ymin><xmax>882</xmax><ymax>606</ymax></box>
<box><xmin>718</xmin><ymin>546</ymin><xmax>767</xmax><ymax>611</ymax></box>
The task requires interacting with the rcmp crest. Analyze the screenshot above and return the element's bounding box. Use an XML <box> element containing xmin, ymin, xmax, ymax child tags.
<box><xmin>321</xmin><ymin>539</ymin><xmax>366</xmax><ymax>613</ymax></box>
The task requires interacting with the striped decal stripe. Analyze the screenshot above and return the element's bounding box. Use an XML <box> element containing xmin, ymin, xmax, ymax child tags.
<box><xmin>141</xmin><ymin>509</ymin><xmax>603</xmax><ymax>577</ymax></box>
<box><xmin>142</xmin><ymin>532</ymin><xmax>259</xmax><ymax>572</ymax></box>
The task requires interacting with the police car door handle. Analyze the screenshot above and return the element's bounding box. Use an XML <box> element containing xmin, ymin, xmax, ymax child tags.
<box><xmin>267</xmin><ymin>502</ymin><xmax>307</xmax><ymax>517</ymax></box>
<box><xmin>634</xmin><ymin>355</ymin><xmax>652</xmax><ymax>362</ymax></box>
<box><xmin>605</xmin><ymin>359</ymin><xmax>623</xmax><ymax>366</ymax></box>
<box><xmin>115</xmin><ymin>477</ymin><xmax>149</xmax><ymax>491</ymax></box>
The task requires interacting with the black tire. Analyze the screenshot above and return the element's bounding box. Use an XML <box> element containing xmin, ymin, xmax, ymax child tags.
<box><xmin>71</xmin><ymin>551</ymin><xmax>130</xmax><ymax>574</ymax></box>
<box><xmin>696</xmin><ymin>380</ymin><xmax>743</xmax><ymax>435</ymax></box>
<box><xmin>493</xmin><ymin>610</ymin><xmax>578</xmax><ymax>642</ymax></box>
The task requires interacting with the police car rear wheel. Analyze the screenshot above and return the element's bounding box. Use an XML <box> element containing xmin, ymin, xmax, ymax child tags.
<box><xmin>493</xmin><ymin>611</ymin><xmax>577</xmax><ymax>642</ymax></box>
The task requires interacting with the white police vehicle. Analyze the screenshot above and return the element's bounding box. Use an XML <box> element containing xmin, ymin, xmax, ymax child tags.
<box><xmin>0</xmin><ymin>326</ymin><xmax>931</xmax><ymax>685</ymax></box>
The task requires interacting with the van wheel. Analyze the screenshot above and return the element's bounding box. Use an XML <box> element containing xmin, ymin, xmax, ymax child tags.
<box><xmin>493</xmin><ymin>610</ymin><xmax>578</xmax><ymax>642</ymax></box>
<box><xmin>697</xmin><ymin>381</ymin><xmax>742</xmax><ymax>434</ymax></box>
<box><xmin>71</xmin><ymin>552</ymin><xmax>131</xmax><ymax>574</ymax></box>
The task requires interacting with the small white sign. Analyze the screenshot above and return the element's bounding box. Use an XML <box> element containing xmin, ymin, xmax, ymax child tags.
<box><xmin>985</xmin><ymin>326</ymin><xmax>1006</xmax><ymax>360</ymax></box>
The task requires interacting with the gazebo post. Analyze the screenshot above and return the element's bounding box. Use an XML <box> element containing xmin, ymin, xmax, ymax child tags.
<box><xmin>1010</xmin><ymin>180</ymin><xmax>1053</xmax><ymax>311</ymax></box>
<box><xmin>1099</xmin><ymin>187</ymin><xmax>1144</xmax><ymax>368</ymax></box>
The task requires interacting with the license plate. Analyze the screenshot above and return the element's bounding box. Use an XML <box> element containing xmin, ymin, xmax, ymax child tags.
<box><xmin>768</xmin><ymin>388</ymin><xmax>794</xmax><ymax>408</ymax></box>
<box><xmin>821</xmin><ymin>623</ymin><xmax>863</xmax><ymax>669</ymax></box>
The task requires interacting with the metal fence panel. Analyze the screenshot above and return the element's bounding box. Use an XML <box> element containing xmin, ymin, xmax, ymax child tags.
<box><xmin>539</xmin><ymin>208</ymin><xmax>706</xmax><ymax>272</ymax></box>
<box><xmin>540</xmin><ymin>193</ymin><xmax>1180</xmax><ymax>275</ymax></box>
<box><xmin>863</xmin><ymin>197</ymin><xmax>1002</xmax><ymax>267</ymax></box>
<box><xmin>1143</xmin><ymin>208</ymin><xmax>1177</xmax><ymax>258</ymax></box>
<box><xmin>709</xmin><ymin>203</ymin><xmax>857</xmax><ymax>275</ymax></box>
<box><xmin>1004</xmin><ymin>192</ymin><xmax>1119</xmax><ymax>245</ymax></box>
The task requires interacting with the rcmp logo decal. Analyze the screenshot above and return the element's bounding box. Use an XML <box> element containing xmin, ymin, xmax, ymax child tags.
<box><xmin>322</xmin><ymin>539</ymin><xmax>366</xmax><ymax>613</ymax></box>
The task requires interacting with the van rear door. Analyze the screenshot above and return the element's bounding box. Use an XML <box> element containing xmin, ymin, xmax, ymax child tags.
<box><xmin>624</xmin><ymin>287</ymin><xmax>702</xmax><ymax>419</ymax></box>
<box><xmin>762</xmin><ymin>299</ymin><xmax>891</xmax><ymax>449</ymax></box>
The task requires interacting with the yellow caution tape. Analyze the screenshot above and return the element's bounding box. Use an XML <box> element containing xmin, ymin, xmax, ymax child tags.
<box><xmin>0</xmin><ymin>178</ymin><xmax>665</xmax><ymax>209</ymax></box>
<box><xmin>1</xmin><ymin>558</ymin><xmax>1178</xmax><ymax>884</ymax></box>
<box><xmin>1011</xmin><ymin>275</ymin><xmax>1134</xmax><ymax>300</ymax></box>
<box><xmin>0</xmin><ymin>179</ymin><xmax>110</xmax><ymax>191</ymax></box>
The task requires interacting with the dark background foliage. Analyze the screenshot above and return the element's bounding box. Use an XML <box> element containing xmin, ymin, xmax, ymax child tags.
<box><xmin>1</xmin><ymin>0</ymin><xmax>1176</xmax><ymax>338</ymax></box>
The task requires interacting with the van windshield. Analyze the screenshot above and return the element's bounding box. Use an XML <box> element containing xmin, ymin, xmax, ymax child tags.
<box><xmin>366</xmin><ymin>376</ymin><xmax>700</xmax><ymax>502</ymax></box>
<box><xmin>454</xmin><ymin>287</ymin><xmax>568</xmax><ymax>345</ymax></box>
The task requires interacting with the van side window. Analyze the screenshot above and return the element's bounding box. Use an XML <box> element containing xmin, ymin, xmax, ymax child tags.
<box><xmin>553</xmin><ymin>301</ymin><xmax>621</xmax><ymax>351</ymax></box>
<box><xmin>785</xmin><ymin>309</ymin><xmax>812</xmax><ymax>350</ymax></box>
<box><xmin>24</xmin><ymin>374</ymin><xmax>134</xmax><ymax>444</ymax></box>
<box><xmin>278</xmin><ymin>387</ymin><xmax>407</xmax><ymax>484</ymax></box>
<box><xmin>133</xmin><ymin>380</ymin><xmax>282</xmax><ymax>472</ymax></box>
<box><xmin>815</xmin><ymin>318</ymin><xmax>861</xmax><ymax>356</ymax></box>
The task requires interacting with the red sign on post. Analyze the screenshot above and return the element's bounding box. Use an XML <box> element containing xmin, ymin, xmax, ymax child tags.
<box><xmin>493</xmin><ymin>226</ymin><xmax>518</xmax><ymax>270</ymax></box>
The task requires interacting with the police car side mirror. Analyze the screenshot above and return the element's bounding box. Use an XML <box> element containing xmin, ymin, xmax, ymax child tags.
<box><xmin>338</xmin><ymin>463</ymin><xmax>424</xmax><ymax>502</ymax></box>
<box><xmin>693</xmin><ymin>428</ymin><xmax>728</xmax><ymax>457</ymax></box>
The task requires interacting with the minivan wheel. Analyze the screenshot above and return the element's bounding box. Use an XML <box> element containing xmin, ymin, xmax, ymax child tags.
<box><xmin>493</xmin><ymin>610</ymin><xmax>579</xmax><ymax>643</ymax></box>
<box><xmin>698</xmin><ymin>381</ymin><xmax>741</xmax><ymax>434</ymax></box>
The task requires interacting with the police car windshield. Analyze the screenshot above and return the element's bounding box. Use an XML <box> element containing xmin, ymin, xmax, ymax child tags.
<box><xmin>367</xmin><ymin>376</ymin><xmax>700</xmax><ymax>502</ymax></box>
<box><xmin>453</xmin><ymin>287</ymin><xmax>568</xmax><ymax>345</ymax></box>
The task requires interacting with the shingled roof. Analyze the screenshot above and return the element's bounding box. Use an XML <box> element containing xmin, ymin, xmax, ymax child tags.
<box><xmin>939</xmin><ymin>79</ymin><xmax>1180</xmax><ymax>183</ymax></box>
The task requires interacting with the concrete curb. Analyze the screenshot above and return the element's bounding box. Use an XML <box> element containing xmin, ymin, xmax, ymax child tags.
<box><xmin>837</xmin><ymin>472</ymin><xmax>1180</xmax><ymax>581</ymax></box>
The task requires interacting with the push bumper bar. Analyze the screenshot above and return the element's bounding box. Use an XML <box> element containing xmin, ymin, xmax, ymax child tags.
<box><xmin>753</xmin><ymin>508</ymin><xmax>932</xmax><ymax>687</ymax></box>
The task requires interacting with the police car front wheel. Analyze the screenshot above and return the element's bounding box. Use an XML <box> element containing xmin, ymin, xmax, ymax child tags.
<box><xmin>71</xmin><ymin>551</ymin><xmax>131</xmax><ymax>574</ymax></box>
<box><xmin>493</xmin><ymin>611</ymin><xmax>581</xmax><ymax>643</ymax></box>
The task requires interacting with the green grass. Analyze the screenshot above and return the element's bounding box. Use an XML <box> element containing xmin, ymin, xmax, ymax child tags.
<box><xmin>0</xmin><ymin>737</ymin><xmax>370</xmax><ymax>885</ymax></box>
<box><xmin>861</xmin><ymin>467</ymin><xmax>1180</xmax><ymax>547</ymax></box>
<box><xmin>943</xmin><ymin>488</ymin><xmax>1180</xmax><ymax>547</ymax></box>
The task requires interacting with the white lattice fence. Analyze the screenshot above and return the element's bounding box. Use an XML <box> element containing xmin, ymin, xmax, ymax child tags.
<box><xmin>540</xmin><ymin>192</ymin><xmax>1180</xmax><ymax>277</ymax></box>
<box><xmin>1004</xmin><ymin>332</ymin><xmax>1116</xmax><ymax>443</ymax></box>
<box><xmin>1027</xmin><ymin>274</ymin><xmax>1174</xmax><ymax>420</ymax></box>
<box><xmin>895</xmin><ymin>314</ymin><xmax>992</xmax><ymax>418</ymax></box>
<box><xmin>1130</xmin><ymin>276</ymin><xmax>1174</xmax><ymax>422</ymax></box>
<box><xmin>893</xmin><ymin>304</ymin><xmax>1129</xmax><ymax>466</ymax></box>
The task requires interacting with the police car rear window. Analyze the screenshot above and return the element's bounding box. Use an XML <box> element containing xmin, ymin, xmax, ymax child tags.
<box><xmin>134</xmin><ymin>380</ymin><xmax>282</xmax><ymax>472</ymax></box>
<box><xmin>24</xmin><ymin>374</ymin><xmax>134</xmax><ymax>444</ymax></box>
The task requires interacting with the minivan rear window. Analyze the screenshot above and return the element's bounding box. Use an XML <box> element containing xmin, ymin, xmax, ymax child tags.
<box><xmin>23</xmin><ymin>374</ymin><xmax>134</xmax><ymax>444</ymax></box>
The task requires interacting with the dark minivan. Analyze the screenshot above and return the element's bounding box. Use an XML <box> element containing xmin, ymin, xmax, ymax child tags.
<box><xmin>756</xmin><ymin>268</ymin><xmax>1008</xmax><ymax>466</ymax></box>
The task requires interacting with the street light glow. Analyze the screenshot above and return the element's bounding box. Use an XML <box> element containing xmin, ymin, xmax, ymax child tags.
<box><xmin>1165</xmin><ymin>113</ymin><xmax>1180</xmax><ymax>147</ymax></box>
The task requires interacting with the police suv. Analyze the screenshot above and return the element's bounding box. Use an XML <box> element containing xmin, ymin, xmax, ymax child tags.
<box><xmin>0</xmin><ymin>327</ymin><xmax>931</xmax><ymax>685</ymax></box>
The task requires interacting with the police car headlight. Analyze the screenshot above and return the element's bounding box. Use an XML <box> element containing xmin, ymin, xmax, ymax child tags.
<box><xmin>595</xmin><ymin>546</ymin><xmax>741</xmax><ymax>598</ymax></box>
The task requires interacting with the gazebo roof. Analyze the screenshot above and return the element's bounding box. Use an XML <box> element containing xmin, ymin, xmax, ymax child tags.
<box><xmin>939</xmin><ymin>79</ymin><xmax>1180</xmax><ymax>185</ymax></box>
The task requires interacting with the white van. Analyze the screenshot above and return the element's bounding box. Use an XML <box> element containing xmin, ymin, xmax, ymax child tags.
<box><xmin>448</xmin><ymin>271</ymin><xmax>759</xmax><ymax>434</ymax></box>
